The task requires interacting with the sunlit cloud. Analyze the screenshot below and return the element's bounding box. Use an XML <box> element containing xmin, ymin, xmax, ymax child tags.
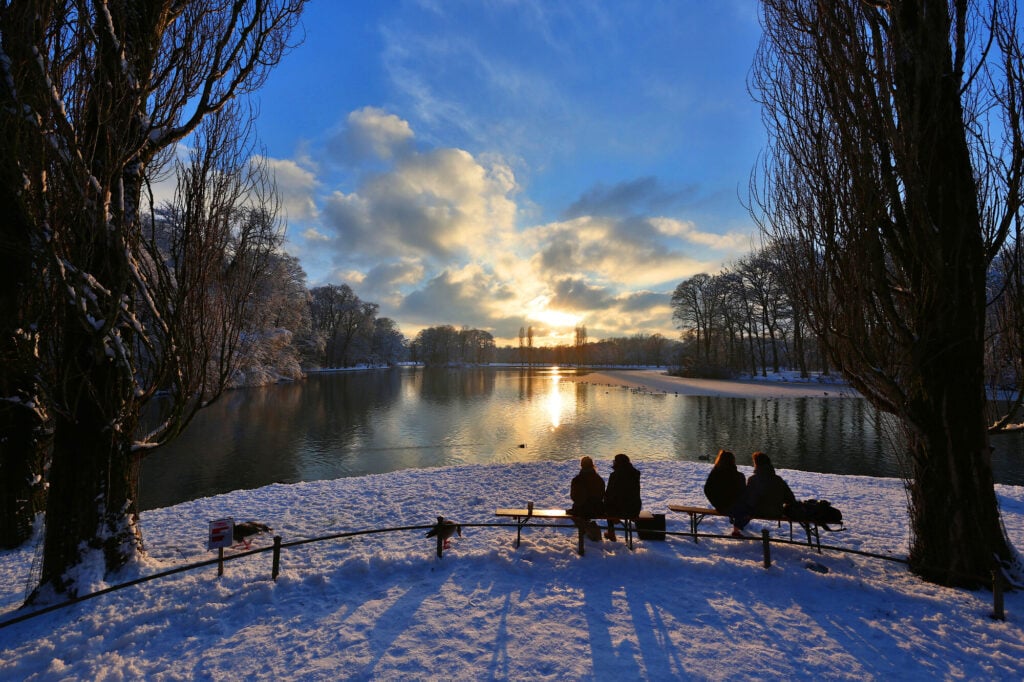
<box><xmin>327</xmin><ymin>106</ymin><xmax>414</xmax><ymax>164</ymax></box>
<box><xmin>263</xmin><ymin>156</ymin><xmax>319</xmax><ymax>222</ymax></box>
<box><xmin>650</xmin><ymin>217</ymin><xmax>751</xmax><ymax>251</ymax></box>
<box><xmin>275</xmin><ymin>105</ymin><xmax>756</xmax><ymax>345</ymax></box>
<box><xmin>321</xmin><ymin>146</ymin><xmax>517</xmax><ymax>266</ymax></box>
<box><xmin>523</xmin><ymin>216</ymin><xmax>728</xmax><ymax>289</ymax></box>
<box><xmin>301</xmin><ymin>227</ymin><xmax>331</xmax><ymax>242</ymax></box>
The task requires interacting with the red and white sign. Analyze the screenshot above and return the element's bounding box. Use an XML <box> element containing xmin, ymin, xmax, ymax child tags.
<box><xmin>208</xmin><ymin>518</ymin><xmax>234</xmax><ymax>550</ymax></box>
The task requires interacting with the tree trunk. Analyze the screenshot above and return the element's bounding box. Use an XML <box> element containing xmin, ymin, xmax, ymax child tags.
<box><xmin>0</xmin><ymin>188</ymin><xmax>48</xmax><ymax>548</ymax></box>
<box><xmin>36</xmin><ymin>322</ymin><xmax>142</xmax><ymax>597</ymax></box>
<box><xmin>893</xmin><ymin>0</ymin><xmax>1011</xmax><ymax>583</ymax></box>
<box><xmin>0</xmin><ymin>405</ymin><xmax>48</xmax><ymax>549</ymax></box>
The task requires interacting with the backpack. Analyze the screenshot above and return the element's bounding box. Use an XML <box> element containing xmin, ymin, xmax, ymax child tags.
<box><xmin>785</xmin><ymin>499</ymin><xmax>843</xmax><ymax>529</ymax></box>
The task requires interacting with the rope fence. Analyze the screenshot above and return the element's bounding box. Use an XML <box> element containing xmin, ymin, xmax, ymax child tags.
<box><xmin>0</xmin><ymin>518</ymin><xmax>1011</xmax><ymax>631</ymax></box>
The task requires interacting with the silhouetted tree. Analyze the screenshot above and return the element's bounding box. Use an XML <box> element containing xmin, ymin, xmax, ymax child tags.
<box><xmin>750</xmin><ymin>0</ymin><xmax>1023</xmax><ymax>585</ymax></box>
<box><xmin>0</xmin><ymin>0</ymin><xmax>305</xmax><ymax>597</ymax></box>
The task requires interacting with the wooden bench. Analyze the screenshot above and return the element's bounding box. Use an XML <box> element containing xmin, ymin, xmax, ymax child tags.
<box><xmin>668</xmin><ymin>503</ymin><xmax>842</xmax><ymax>552</ymax></box>
<box><xmin>495</xmin><ymin>507</ymin><xmax>636</xmax><ymax>555</ymax></box>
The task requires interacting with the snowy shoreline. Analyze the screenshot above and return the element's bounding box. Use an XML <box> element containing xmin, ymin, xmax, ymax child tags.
<box><xmin>563</xmin><ymin>368</ymin><xmax>861</xmax><ymax>399</ymax></box>
<box><xmin>3</xmin><ymin>457</ymin><xmax>1023</xmax><ymax>680</ymax></box>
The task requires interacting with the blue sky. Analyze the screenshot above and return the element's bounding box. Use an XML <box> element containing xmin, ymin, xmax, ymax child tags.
<box><xmin>252</xmin><ymin>0</ymin><xmax>765</xmax><ymax>346</ymax></box>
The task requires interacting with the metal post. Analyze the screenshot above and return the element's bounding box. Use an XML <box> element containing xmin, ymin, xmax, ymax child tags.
<box><xmin>217</xmin><ymin>547</ymin><xmax>224</xmax><ymax>577</ymax></box>
<box><xmin>272</xmin><ymin>536</ymin><xmax>282</xmax><ymax>581</ymax></box>
<box><xmin>762</xmin><ymin>528</ymin><xmax>771</xmax><ymax>569</ymax></box>
<box><xmin>992</xmin><ymin>568</ymin><xmax>1005</xmax><ymax>621</ymax></box>
<box><xmin>436</xmin><ymin>517</ymin><xmax>444</xmax><ymax>558</ymax></box>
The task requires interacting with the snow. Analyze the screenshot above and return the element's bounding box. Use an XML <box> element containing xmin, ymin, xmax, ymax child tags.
<box><xmin>562</xmin><ymin>368</ymin><xmax>861</xmax><ymax>399</ymax></box>
<box><xmin>1</xmin><ymin>459</ymin><xmax>1023</xmax><ymax>680</ymax></box>
<box><xmin>2</xmin><ymin>371</ymin><xmax>1024</xmax><ymax>680</ymax></box>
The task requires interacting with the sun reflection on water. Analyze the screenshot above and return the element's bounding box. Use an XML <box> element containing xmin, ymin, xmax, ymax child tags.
<box><xmin>546</xmin><ymin>367</ymin><xmax>564</xmax><ymax>428</ymax></box>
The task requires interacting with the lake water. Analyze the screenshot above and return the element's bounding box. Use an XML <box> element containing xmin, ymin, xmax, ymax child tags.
<box><xmin>139</xmin><ymin>367</ymin><xmax>1024</xmax><ymax>510</ymax></box>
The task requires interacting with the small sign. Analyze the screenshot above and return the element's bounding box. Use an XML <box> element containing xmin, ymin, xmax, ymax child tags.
<box><xmin>208</xmin><ymin>518</ymin><xmax>234</xmax><ymax>550</ymax></box>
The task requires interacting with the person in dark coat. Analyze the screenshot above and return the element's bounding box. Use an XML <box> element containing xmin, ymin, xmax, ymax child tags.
<box><xmin>730</xmin><ymin>451</ymin><xmax>796</xmax><ymax>537</ymax></box>
<box><xmin>703</xmin><ymin>449</ymin><xmax>746</xmax><ymax>514</ymax></box>
<box><xmin>569</xmin><ymin>456</ymin><xmax>606</xmax><ymax>540</ymax></box>
<box><xmin>603</xmin><ymin>453</ymin><xmax>642</xmax><ymax>541</ymax></box>
<box><xmin>570</xmin><ymin>456</ymin><xmax>606</xmax><ymax>517</ymax></box>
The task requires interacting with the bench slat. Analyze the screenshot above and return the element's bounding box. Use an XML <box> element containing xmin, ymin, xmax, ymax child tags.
<box><xmin>668</xmin><ymin>503</ymin><xmax>787</xmax><ymax>523</ymax></box>
<box><xmin>495</xmin><ymin>508</ymin><xmax>570</xmax><ymax>518</ymax></box>
<box><xmin>494</xmin><ymin>507</ymin><xmax>638</xmax><ymax>555</ymax></box>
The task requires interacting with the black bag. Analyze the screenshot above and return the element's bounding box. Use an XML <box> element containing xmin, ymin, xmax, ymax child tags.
<box><xmin>783</xmin><ymin>500</ymin><xmax>809</xmax><ymax>522</ymax></box>
<box><xmin>812</xmin><ymin>500</ymin><xmax>843</xmax><ymax>529</ymax></box>
<box><xmin>789</xmin><ymin>499</ymin><xmax>843</xmax><ymax>529</ymax></box>
<box><xmin>636</xmin><ymin>513</ymin><xmax>666</xmax><ymax>540</ymax></box>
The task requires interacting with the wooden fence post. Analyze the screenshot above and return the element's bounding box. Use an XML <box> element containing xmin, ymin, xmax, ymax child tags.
<box><xmin>762</xmin><ymin>528</ymin><xmax>771</xmax><ymax>569</ymax></box>
<box><xmin>272</xmin><ymin>536</ymin><xmax>282</xmax><ymax>581</ymax></box>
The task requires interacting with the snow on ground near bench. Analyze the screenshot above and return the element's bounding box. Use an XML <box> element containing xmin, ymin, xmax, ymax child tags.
<box><xmin>2</xmin><ymin>459</ymin><xmax>1024</xmax><ymax>681</ymax></box>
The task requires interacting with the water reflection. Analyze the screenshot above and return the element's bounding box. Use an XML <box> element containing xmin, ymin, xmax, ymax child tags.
<box><xmin>139</xmin><ymin>367</ymin><xmax>1024</xmax><ymax>510</ymax></box>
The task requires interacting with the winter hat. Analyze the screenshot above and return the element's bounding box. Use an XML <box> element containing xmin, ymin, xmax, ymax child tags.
<box><xmin>580</xmin><ymin>456</ymin><xmax>595</xmax><ymax>469</ymax></box>
<box><xmin>613</xmin><ymin>453</ymin><xmax>631</xmax><ymax>469</ymax></box>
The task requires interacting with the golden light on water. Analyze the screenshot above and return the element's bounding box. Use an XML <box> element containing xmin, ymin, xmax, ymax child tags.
<box><xmin>546</xmin><ymin>370</ymin><xmax>562</xmax><ymax>428</ymax></box>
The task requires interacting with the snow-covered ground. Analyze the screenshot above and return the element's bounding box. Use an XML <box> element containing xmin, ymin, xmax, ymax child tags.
<box><xmin>2</xmin><ymin>456</ymin><xmax>1023</xmax><ymax>680</ymax></box>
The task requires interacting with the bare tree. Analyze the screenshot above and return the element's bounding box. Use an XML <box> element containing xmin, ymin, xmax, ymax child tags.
<box><xmin>671</xmin><ymin>273</ymin><xmax>733</xmax><ymax>372</ymax></box>
<box><xmin>0</xmin><ymin>0</ymin><xmax>305</xmax><ymax>597</ymax></box>
<box><xmin>735</xmin><ymin>250</ymin><xmax>788</xmax><ymax>376</ymax></box>
<box><xmin>143</xmin><ymin>104</ymin><xmax>284</xmax><ymax>438</ymax></box>
<box><xmin>574</xmin><ymin>325</ymin><xmax>588</xmax><ymax>366</ymax></box>
<box><xmin>985</xmin><ymin>242</ymin><xmax>1024</xmax><ymax>429</ymax></box>
<box><xmin>750</xmin><ymin>0</ymin><xmax>1023</xmax><ymax>585</ymax></box>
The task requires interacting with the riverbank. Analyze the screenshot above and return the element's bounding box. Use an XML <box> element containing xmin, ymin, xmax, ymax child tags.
<box><xmin>565</xmin><ymin>368</ymin><xmax>861</xmax><ymax>399</ymax></box>
<box><xmin>3</xmin><ymin>459</ymin><xmax>1022</xmax><ymax>679</ymax></box>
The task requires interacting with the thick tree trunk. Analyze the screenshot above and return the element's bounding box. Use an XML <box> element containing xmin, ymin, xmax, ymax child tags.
<box><xmin>906</xmin><ymin>417</ymin><xmax>1005</xmax><ymax>585</ymax></box>
<box><xmin>0</xmin><ymin>405</ymin><xmax>48</xmax><ymax>549</ymax></box>
<box><xmin>0</xmin><ymin>189</ymin><xmax>48</xmax><ymax>548</ymax></box>
<box><xmin>34</xmin><ymin>213</ymin><xmax>145</xmax><ymax>597</ymax></box>
<box><xmin>893</xmin><ymin>0</ymin><xmax>1012</xmax><ymax>584</ymax></box>
<box><xmin>36</xmin><ymin>335</ymin><xmax>142</xmax><ymax>597</ymax></box>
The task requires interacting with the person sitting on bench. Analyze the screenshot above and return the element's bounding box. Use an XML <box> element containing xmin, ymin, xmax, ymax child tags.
<box><xmin>730</xmin><ymin>451</ymin><xmax>796</xmax><ymax>538</ymax></box>
<box><xmin>603</xmin><ymin>453</ymin><xmax>641</xmax><ymax>542</ymax></box>
<box><xmin>569</xmin><ymin>456</ymin><xmax>605</xmax><ymax>542</ymax></box>
<box><xmin>703</xmin><ymin>449</ymin><xmax>746</xmax><ymax>515</ymax></box>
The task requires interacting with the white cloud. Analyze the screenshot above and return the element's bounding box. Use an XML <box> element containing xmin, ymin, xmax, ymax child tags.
<box><xmin>302</xmin><ymin>227</ymin><xmax>331</xmax><ymax>242</ymax></box>
<box><xmin>329</xmin><ymin>106</ymin><xmax>415</xmax><ymax>164</ymax></box>
<box><xmin>323</xmin><ymin>146</ymin><xmax>517</xmax><ymax>265</ymax></box>
<box><xmin>264</xmin><ymin>156</ymin><xmax>319</xmax><ymax>222</ymax></box>
<box><xmin>650</xmin><ymin>217</ymin><xmax>751</xmax><ymax>252</ymax></box>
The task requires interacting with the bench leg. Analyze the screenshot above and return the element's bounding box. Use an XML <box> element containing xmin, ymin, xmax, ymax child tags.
<box><xmin>514</xmin><ymin>516</ymin><xmax>526</xmax><ymax>548</ymax></box>
<box><xmin>577</xmin><ymin>524</ymin><xmax>585</xmax><ymax>555</ymax></box>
